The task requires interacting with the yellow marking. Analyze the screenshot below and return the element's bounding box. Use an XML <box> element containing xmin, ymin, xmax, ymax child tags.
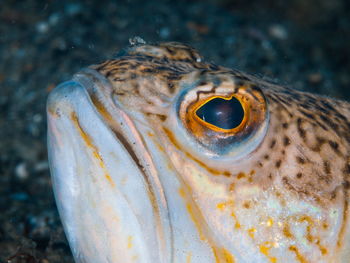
<box><xmin>248</xmin><ymin>228</ymin><xmax>256</xmax><ymax>239</ymax></box>
<box><xmin>217</xmin><ymin>201</ymin><xmax>233</xmax><ymax>211</ymax></box>
<box><xmin>179</xmin><ymin>188</ymin><xmax>237</xmax><ymax>262</ymax></box>
<box><xmin>298</xmin><ymin>216</ymin><xmax>313</xmax><ymax>242</ymax></box>
<box><xmin>163</xmin><ymin>127</ymin><xmax>183</xmax><ymax>150</ymax></box>
<box><xmin>155</xmin><ymin>141</ymin><xmax>165</xmax><ymax>153</ymax></box>
<box><xmin>212</xmin><ymin>247</ymin><xmax>220</xmax><ymax>262</ymax></box>
<box><xmin>337</xmin><ymin>197</ymin><xmax>348</xmax><ymax>248</ymax></box>
<box><xmin>223</xmin><ymin>171</ymin><xmax>231</xmax><ymax>177</ymax></box>
<box><xmin>259</xmin><ymin>242</ymin><xmax>277</xmax><ymax>263</ymax></box>
<box><xmin>283</xmin><ymin>223</ymin><xmax>294</xmax><ymax>239</ymax></box>
<box><xmin>90</xmin><ymin>95</ymin><xmax>115</xmax><ymax>123</ymax></box>
<box><xmin>105</xmin><ymin>174</ymin><xmax>114</xmax><ymax>185</ymax></box>
<box><xmin>179</xmin><ymin>188</ymin><xmax>205</xmax><ymax>241</ymax></box>
<box><xmin>71</xmin><ymin>112</ymin><xmax>115</xmax><ymax>187</ymax></box>
<box><xmin>91</xmin><ymin>94</ymin><xmax>165</xmax><ymax>252</ymax></box>
<box><xmin>298</xmin><ymin>215</ymin><xmax>327</xmax><ymax>255</ymax></box>
<box><xmin>289</xmin><ymin>246</ymin><xmax>307</xmax><ymax>263</ymax></box>
<box><xmin>315</xmin><ymin>239</ymin><xmax>328</xmax><ymax>255</ymax></box>
<box><xmin>222</xmin><ymin>247</ymin><xmax>235</xmax><ymax>263</ymax></box>
<box><xmin>231</xmin><ymin>212</ymin><xmax>241</xmax><ymax>229</ymax></box>
<box><xmin>247</xmin><ymin>175</ymin><xmax>253</xmax><ymax>183</ymax></box>
<box><xmin>212</xmin><ymin>247</ymin><xmax>236</xmax><ymax>263</ymax></box>
<box><xmin>127</xmin><ymin>236</ymin><xmax>133</xmax><ymax>249</ymax></box>
<box><xmin>266</xmin><ymin>217</ymin><xmax>273</xmax><ymax>227</ymax></box>
<box><xmin>163</xmin><ymin>127</ymin><xmax>222</xmax><ymax>175</ymax></box>
<box><xmin>147</xmin><ymin>131</ymin><xmax>154</xmax><ymax>137</ymax></box>
<box><xmin>216</xmin><ymin>201</ymin><xmax>241</xmax><ymax>229</ymax></box>
<box><xmin>237</xmin><ymin>172</ymin><xmax>245</xmax><ymax>179</ymax></box>
<box><xmin>186</xmin><ymin>252</ymin><xmax>192</xmax><ymax>263</ymax></box>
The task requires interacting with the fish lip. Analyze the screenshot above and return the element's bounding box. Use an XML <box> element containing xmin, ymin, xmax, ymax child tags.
<box><xmin>48</xmin><ymin>68</ymin><xmax>173</xmax><ymax>262</ymax></box>
<box><xmin>71</xmin><ymin>69</ymin><xmax>152</xmax><ymax>190</ymax></box>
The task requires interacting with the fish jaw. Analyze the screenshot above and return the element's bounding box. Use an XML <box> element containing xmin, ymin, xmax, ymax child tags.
<box><xmin>47</xmin><ymin>78</ymin><xmax>170</xmax><ymax>263</ymax></box>
<box><xmin>46</xmin><ymin>71</ymin><xmax>223</xmax><ymax>263</ymax></box>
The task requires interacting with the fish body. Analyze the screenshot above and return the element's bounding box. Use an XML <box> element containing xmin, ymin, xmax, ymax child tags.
<box><xmin>47</xmin><ymin>42</ymin><xmax>350</xmax><ymax>263</ymax></box>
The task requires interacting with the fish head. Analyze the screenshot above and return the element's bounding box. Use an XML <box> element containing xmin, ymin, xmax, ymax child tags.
<box><xmin>47</xmin><ymin>42</ymin><xmax>350</xmax><ymax>263</ymax></box>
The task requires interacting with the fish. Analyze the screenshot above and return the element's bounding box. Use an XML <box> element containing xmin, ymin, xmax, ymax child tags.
<box><xmin>47</xmin><ymin>41</ymin><xmax>350</xmax><ymax>263</ymax></box>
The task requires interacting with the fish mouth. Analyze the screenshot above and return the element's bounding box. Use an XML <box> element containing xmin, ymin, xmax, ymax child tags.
<box><xmin>47</xmin><ymin>69</ymin><xmax>172</xmax><ymax>263</ymax></box>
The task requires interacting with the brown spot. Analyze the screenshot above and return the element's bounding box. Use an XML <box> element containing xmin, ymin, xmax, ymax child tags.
<box><xmin>283</xmin><ymin>223</ymin><xmax>294</xmax><ymax>239</ymax></box>
<box><xmin>323</xmin><ymin>161</ymin><xmax>331</xmax><ymax>175</ymax></box>
<box><xmin>297</xmin><ymin>118</ymin><xmax>306</xmax><ymax>140</ymax></box>
<box><xmin>283</xmin><ymin>136</ymin><xmax>291</xmax><ymax>146</ymax></box>
<box><xmin>328</xmin><ymin>140</ymin><xmax>340</xmax><ymax>154</ymax></box>
<box><xmin>296</xmin><ymin>173</ymin><xmax>303</xmax><ymax>179</ymax></box>
<box><xmin>223</xmin><ymin>171</ymin><xmax>231</xmax><ymax>177</ymax></box>
<box><xmin>167</xmin><ymin>83</ymin><xmax>175</xmax><ymax>94</ymax></box>
<box><xmin>331</xmin><ymin>190</ymin><xmax>337</xmax><ymax>200</ymax></box>
<box><xmin>156</xmin><ymin>114</ymin><xmax>167</xmax><ymax>121</ymax></box>
<box><xmin>344</xmin><ymin>181</ymin><xmax>350</xmax><ymax>189</ymax></box>
<box><xmin>275</xmin><ymin>160</ymin><xmax>282</xmax><ymax>168</ymax></box>
<box><xmin>237</xmin><ymin>172</ymin><xmax>246</xmax><ymax>179</ymax></box>
<box><xmin>269</xmin><ymin>139</ymin><xmax>276</xmax><ymax>149</ymax></box>
<box><xmin>282</xmin><ymin>122</ymin><xmax>289</xmax><ymax>129</ymax></box>
<box><xmin>263</xmin><ymin>154</ymin><xmax>269</xmax><ymax>160</ymax></box>
<box><xmin>296</xmin><ymin>156</ymin><xmax>306</xmax><ymax>164</ymax></box>
<box><xmin>343</xmin><ymin>162</ymin><xmax>350</xmax><ymax>175</ymax></box>
<box><xmin>282</xmin><ymin>176</ymin><xmax>288</xmax><ymax>184</ymax></box>
<box><xmin>243</xmin><ymin>201</ymin><xmax>251</xmax><ymax>209</ymax></box>
<box><xmin>321</xmin><ymin>222</ymin><xmax>328</xmax><ymax>230</ymax></box>
<box><xmin>312</xmin><ymin>137</ymin><xmax>326</xmax><ymax>152</ymax></box>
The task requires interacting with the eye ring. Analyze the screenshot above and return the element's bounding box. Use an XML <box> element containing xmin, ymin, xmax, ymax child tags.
<box><xmin>193</xmin><ymin>95</ymin><xmax>248</xmax><ymax>133</ymax></box>
<box><xmin>177</xmin><ymin>79</ymin><xmax>268</xmax><ymax>156</ymax></box>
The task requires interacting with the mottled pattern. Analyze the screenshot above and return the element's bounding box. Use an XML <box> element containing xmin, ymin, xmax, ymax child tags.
<box><xmin>51</xmin><ymin>42</ymin><xmax>350</xmax><ymax>262</ymax></box>
<box><xmin>93</xmin><ymin>42</ymin><xmax>350</xmax><ymax>206</ymax></box>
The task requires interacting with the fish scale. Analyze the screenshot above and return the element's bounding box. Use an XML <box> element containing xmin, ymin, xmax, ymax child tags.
<box><xmin>47</xmin><ymin>42</ymin><xmax>350</xmax><ymax>263</ymax></box>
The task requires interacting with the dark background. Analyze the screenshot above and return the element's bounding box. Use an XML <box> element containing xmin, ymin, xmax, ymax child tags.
<box><xmin>0</xmin><ymin>0</ymin><xmax>349</xmax><ymax>262</ymax></box>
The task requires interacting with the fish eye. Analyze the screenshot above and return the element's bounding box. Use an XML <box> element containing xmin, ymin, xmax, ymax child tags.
<box><xmin>178</xmin><ymin>78</ymin><xmax>268</xmax><ymax>157</ymax></box>
<box><xmin>195</xmin><ymin>96</ymin><xmax>245</xmax><ymax>132</ymax></box>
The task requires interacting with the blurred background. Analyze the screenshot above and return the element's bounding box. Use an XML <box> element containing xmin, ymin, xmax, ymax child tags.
<box><xmin>0</xmin><ymin>0</ymin><xmax>349</xmax><ymax>262</ymax></box>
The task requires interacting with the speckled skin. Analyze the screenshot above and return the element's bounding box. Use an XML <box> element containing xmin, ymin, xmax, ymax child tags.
<box><xmin>94</xmin><ymin>42</ymin><xmax>350</xmax><ymax>206</ymax></box>
<box><xmin>49</xmin><ymin>42</ymin><xmax>350</xmax><ymax>263</ymax></box>
<box><xmin>93</xmin><ymin>42</ymin><xmax>350</xmax><ymax>262</ymax></box>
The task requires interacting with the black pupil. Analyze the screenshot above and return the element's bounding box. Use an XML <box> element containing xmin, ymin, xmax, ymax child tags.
<box><xmin>195</xmin><ymin>97</ymin><xmax>244</xmax><ymax>130</ymax></box>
